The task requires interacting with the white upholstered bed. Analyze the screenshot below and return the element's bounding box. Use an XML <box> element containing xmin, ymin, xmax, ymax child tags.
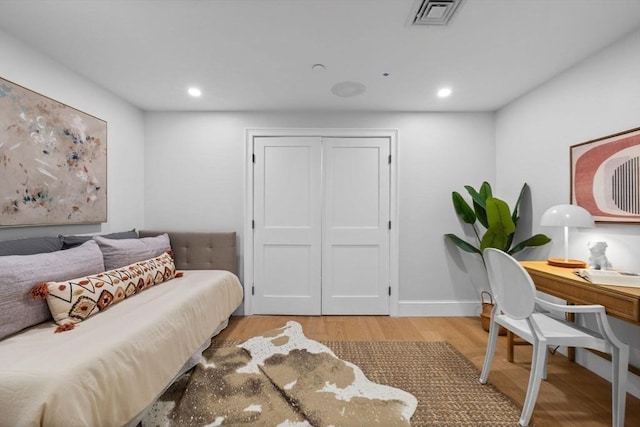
<box><xmin>0</xmin><ymin>231</ymin><xmax>243</xmax><ymax>427</ymax></box>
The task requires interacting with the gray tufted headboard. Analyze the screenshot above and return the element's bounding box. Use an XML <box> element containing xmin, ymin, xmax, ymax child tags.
<box><xmin>138</xmin><ymin>230</ymin><xmax>237</xmax><ymax>274</ymax></box>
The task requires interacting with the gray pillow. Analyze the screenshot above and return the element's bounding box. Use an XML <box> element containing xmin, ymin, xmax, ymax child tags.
<box><xmin>93</xmin><ymin>234</ymin><xmax>171</xmax><ymax>271</ymax></box>
<box><xmin>0</xmin><ymin>236</ymin><xmax>63</xmax><ymax>256</ymax></box>
<box><xmin>0</xmin><ymin>240</ymin><xmax>105</xmax><ymax>340</ymax></box>
<box><xmin>60</xmin><ymin>229</ymin><xmax>138</xmax><ymax>250</ymax></box>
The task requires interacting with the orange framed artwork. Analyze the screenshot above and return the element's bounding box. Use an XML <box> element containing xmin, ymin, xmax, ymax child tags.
<box><xmin>570</xmin><ymin>127</ymin><xmax>640</xmax><ymax>224</ymax></box>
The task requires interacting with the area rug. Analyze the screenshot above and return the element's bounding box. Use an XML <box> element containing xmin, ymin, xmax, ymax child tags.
<box><xmin>143</xmin><ymin>321</ymin><xmax>417</xmax><ymax>426</ymax></box>
<box><xmin>323</xmin><ymin>341</ymin><xmax>522</xmax><ymax>426</ymax></box>
<box><xmin>142</xmin><ymin>321</ymin><xmax>522</xmax><ymax>426</ymax></box>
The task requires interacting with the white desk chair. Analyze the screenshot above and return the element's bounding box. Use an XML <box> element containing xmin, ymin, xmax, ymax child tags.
<box><xmin>479</xmin><ymin>248</ymin><xmax>629</xmax><ymax>427</ymax></box>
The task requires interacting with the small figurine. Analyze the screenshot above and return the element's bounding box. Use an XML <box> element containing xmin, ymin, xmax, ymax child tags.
<box><xmin>588</xmin><ymin>241</ymin><xmax>612</xmax><ymax>270</ymax></box>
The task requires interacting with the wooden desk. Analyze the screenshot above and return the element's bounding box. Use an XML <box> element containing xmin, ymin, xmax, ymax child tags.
<box><xmin>509</xmin><ymin>261</ymin><xmax>640</xmax><ymax>373</ymax></box>
<box><xmin>521</xmin><ymin>261</ymin><xmax>640</xmax><ymax>325</ymax></box>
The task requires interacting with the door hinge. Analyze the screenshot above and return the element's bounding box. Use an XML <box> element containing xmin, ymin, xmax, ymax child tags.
<box><xmin>252</xmin><ymin>220</ymin><xmax>255</xmax><ymax>229</ymax></box>
<box><xmin>388</xmin><ymin>286</ymin><xmax>391</xmax><ymax>296</ymax></box>
<box><xmin>252</xmin><ymin>153</ymin><xmax>256</xmax><ymax>163</ymax></box>
<box><xmin>388</xmin><ymin>220</ymin><xmax>391</xmax><ymax>230</ymax></box>
<box><xmin>252</xmin><ymin>285</ymin><xmax>255</xmax><ymax>295</ymax></box>
<box><xmin>388</xmin><ymin>154</ymin><xmax>391</xmax><ymax>164</ymax></box>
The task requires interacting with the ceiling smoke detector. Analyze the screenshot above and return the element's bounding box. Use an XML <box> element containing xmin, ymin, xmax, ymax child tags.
<box><xmin>330</xmin><ymin>81</ymin><xmax>367</xmax><ymax>98</ymax></box>
<box><xmin>410</xmin><ymin>0</ymin><xmax>464</xmax><ymax>26</ymax></box>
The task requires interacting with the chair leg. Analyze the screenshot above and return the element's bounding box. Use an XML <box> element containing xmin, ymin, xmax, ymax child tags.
<box><xmin>611</xmin><ymin>345</ymin><xmax>629</xmax><ymax>427</ymax></box>
<box><xmin>507</xmin><ymin>330</ymin><xmax>515</xmax><ymax>362</ymax></box>
<box><xmin>519</xmin><ymin>342</ymin><xmax>547</xmax><ymax>427</ymax></box>
<box><xmin>480</xmin><ymin>320</ymin><xmax>500</xmax><ymax>384</ymax></box>
<box><xmin>541</xmin><ymin>346</ymin><xmax>549</xmax><ymax>380</ymax></box>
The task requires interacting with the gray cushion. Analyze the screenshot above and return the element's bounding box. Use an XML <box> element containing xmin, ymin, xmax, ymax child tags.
<box><xmin>0</xmin><ymin>240</ymin><xmax>105</xmax><ymax>340</ymax></box>
<box><xmin>93</xmin><ymin>234</ymin><xmax>171</xmax><ymax>271</ymax></box>
<box><xmin>0</xmin><ymin>236</ymin><xmax>63</xmax><ymax>256</ymax></box>
<box><xmin>60</xmin><ymin>229</ymin><xmax>138</xmax><ymax>250</ymax></box>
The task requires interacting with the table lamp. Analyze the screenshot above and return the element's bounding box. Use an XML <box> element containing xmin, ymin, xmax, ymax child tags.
<box><xmin>540</xmin><ymin>204</ymin><xmax>595</xmax><ymax>268</ymax></box>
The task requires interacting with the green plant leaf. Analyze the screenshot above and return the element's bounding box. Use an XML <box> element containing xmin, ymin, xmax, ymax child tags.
<box><xmin>452</xmin><ymin>191</ymin><xmax>476</xmax><ymax>224</ymax></box>
<box><xmin>480</xmin><ymin>228</ymin><xmax>509</xmax><ymax>251</ymax></box>
<box><xmin>473</xmin><ymin>203</ymin><xmax>488</xmax><ymax>228</ymax></box>
<box><xmin>507</xmin><ymin>183</ymin><xmax>528</xmax><ymax>251</ymax></box>
<box><xmin>465</xmin><ymin>185</ymin><xmax>486</xmax><ymax>209</ymax></box>
<box><xmin>465</xmin><ymin>184</ymin><xmax>491</xmax><ymax>228</ymax></box>
<box><xmin>486</xmin><ymin>198</ymin><xmax>516</xmax><ymax>234</ymax></box>
<box><xmin>445</xmin><ymin>233</ymin><xmax>482</xmax><ymax>254</ymax></box>
<box><xmin>477</xmin><ymin>182</ymin><xmax>492</xmax><ymax>228</ymax></box>
<box><xmin>479</xmin><ymin>181</ymin><xmax>493</xmax><ymax>200</ymax></box>
<box><xmin>506</xmin><ymin>233</ymin><xmax>515</xmax><ymax>252</ymax></box>
<box><xmin>512</xmin><ymin>183</ymin><xmax>529</xmax><ymax>225</ymax></box>
<box><xmin>508</xmin><ymin>233</ymin><xmax>552</xmax><ymax>255</ymax></box>
<box><xmin>480</xmin><ymin>198</ymin><xmax>516</xmax><ymax>251</ymax></box>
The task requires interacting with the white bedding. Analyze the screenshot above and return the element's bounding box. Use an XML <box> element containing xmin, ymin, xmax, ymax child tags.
<box><xmin>0</xmin><ymin>270</ymin><xmax>243</xmax><ymax>427</ymax></box>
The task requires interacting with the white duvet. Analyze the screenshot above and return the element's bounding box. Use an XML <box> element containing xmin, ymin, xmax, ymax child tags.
<box><xmin>0</xmin><ymin>270</ymin><xmax>243</xmax><ymax>427</ymax></box>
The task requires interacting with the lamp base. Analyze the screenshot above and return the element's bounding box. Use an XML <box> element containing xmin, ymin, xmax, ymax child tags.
<box><xmin>547</xmin><ymin>257</ymin><xmax>587</xmax><ymax>268</ymax></box>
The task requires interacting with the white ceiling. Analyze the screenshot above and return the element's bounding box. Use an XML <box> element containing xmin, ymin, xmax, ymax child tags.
<box><xmin>0</xmin><ymin>0</ymin><xmax>639</xmax><ymax>112</ymax></box>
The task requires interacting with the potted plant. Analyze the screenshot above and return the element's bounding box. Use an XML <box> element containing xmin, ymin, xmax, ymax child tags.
<box><xmin>445</xmin><ymin>182</ymin><xmax>551</xmax><ymax>332</ymax></box>
<box><xmin>445</xmin><ymin>182</ymin><xmax>550</xmax><ymax>259</ymax></box>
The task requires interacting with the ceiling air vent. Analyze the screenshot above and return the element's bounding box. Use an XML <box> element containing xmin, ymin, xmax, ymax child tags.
<box><xmin>410</xmin><ymin>0</ymin><xmax>464</xmax><ymax>26</ymax></box>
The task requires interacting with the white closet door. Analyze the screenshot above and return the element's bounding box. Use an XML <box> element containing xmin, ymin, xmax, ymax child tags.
<box><xmin>322</xmin><ymin>137</ymin><xmax>390</xmax><ymax>314</ymax></box>
<box><xmin>253</xmin><ymin>137</ymin><xmax>322</xmax><ymax>315</ymax></box>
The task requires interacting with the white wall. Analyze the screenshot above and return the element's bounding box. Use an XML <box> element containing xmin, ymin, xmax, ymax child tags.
<box><xmin>0</xmin><ymin>29</ymin><xmax>146</xmax><ymax>241</ymax></box>
<box><xmin>143</xmin><ymin>111</ymin><xmax>495</xmax><ymax>314</ymax></box>
<box><xmin>496</xmin><ymin>29</ymin><xmax>640</xmax><ymax>270</ymax></box>
<box><xmin>496</xmin><ymin>29</ymin><xmax>640</xmax><ymax>397</ymax></box>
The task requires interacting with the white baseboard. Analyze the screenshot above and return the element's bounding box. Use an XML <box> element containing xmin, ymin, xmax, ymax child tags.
<box><xmin>397</xmin><ymin>300</ymin><xmax>480</xmax><ymax>317</ymax></box>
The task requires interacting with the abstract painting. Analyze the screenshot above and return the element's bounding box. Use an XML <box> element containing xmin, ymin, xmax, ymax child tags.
<box><xmin>571</xmin><ymin>127</ymin><xmax>640</xmax><ymax>223</ymax></box>
<box><xmin>0</xmin><ymin>77</ymin><xmax>107</xmax><ymax>226</ymax></box>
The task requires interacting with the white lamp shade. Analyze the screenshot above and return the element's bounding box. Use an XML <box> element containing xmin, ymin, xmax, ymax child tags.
<box><xmin>540</xmin><ymin>204</ymin><xmax>595</xmax><ymax>228</ymax></box>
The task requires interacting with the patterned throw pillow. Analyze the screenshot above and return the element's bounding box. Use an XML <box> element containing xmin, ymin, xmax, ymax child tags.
<box><xmin>31</xmin><ymin>252</ymin><xmax>178</xmax><ymax>332</ymax></box>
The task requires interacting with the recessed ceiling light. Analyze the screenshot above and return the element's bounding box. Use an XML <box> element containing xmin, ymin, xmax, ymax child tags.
<box><xmin>188</xmin><ymin>87</ymin><xmax>202</xmax><ymax>97</ymax></box>
<box><xmin>312</xmin><ymin>63</ymin><xmax>326</xmax><ymax>72</ymax></box>
<box><xmin>437</xmin><ymin>87</ymin><xmax>452</xmax><ymax>98</ymax></box>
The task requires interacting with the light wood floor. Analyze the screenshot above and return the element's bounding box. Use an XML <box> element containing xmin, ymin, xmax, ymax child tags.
<box><xmin>216</xmin><ymin>315</ymin><xmax>639</xmax><ymax>427</ymax></box>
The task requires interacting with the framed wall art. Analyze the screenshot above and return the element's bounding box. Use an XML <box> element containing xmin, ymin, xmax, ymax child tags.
<box><xmin>570</xmin><ymin>127</ymin><xmax>640</xmax><ymax>223</ymax></box>
<box><xmin>0</xmin><ymin>77</ymin><xmax>107</xmax><ymax>227</ymax></box>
